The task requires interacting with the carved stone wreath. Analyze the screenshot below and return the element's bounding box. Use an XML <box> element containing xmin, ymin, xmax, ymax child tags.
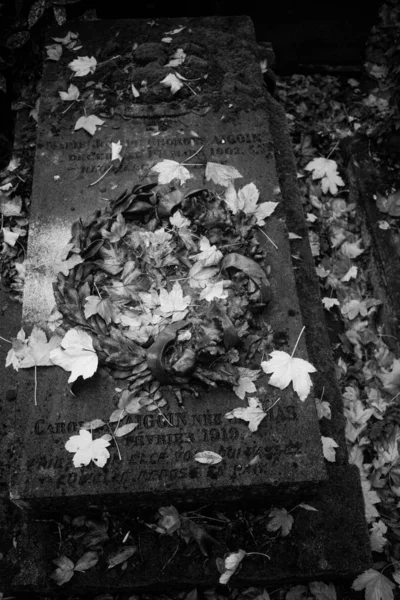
<box><xmin>53</xmin><ymin>181</ymin><xmax>272</xmax><ymax>401</ymax></box>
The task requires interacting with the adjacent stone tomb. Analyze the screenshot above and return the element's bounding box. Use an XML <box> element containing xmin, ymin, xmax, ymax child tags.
<box><xmin>11</xmin><ymin>16</ymin><xmax>326</xmax><ymax>511</ymax></box>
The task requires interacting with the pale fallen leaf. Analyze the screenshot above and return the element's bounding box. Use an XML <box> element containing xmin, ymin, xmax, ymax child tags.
<box><xmin>321</xmin><ymin>436</ymin><xmax>338</xmax><ymax>462</ymax></box>
<box><xmin>188</xmin><ymin>262</ymin><xmax>218</xmax><ymax>288</ymax></box>
<box><xmin>315</xmin><ymin>399</ymin><xmax>331</xmax><ymax>420</ymax></box>
<box><xmin>305</xmin><ymin>157</ymin><xmax>345</xmax><ymax>195</ymax></box>
<box><xmin>233</xmin><ymin>367</ymin><xmax>260</xmax><ymax>399</ymax></box>
<box><xmin>225</xmin><ymin>397</ymin><xmax>267</xmax><ymax>432</ymax></box>
<box><xmin>166</xmin><ymin>48</ymin><xmax>186</xmax><ymax>67</ymax></box>
<box><xmin>199</xmin><ymin>281</ymin><xmax>228</xmax><ymax>302</ymax></box>
<box><xmin>153</xmin><ymin>506</ymin><xmax>181</xmax><ymax>535</ymax></box>
<box><xmin>111</xmin><ymin>140</ymin><xmax>123</xmax><ymax>162</ymax></box>
<box><xmin>192</xmin><ymin>236</ymin><xmax>223</xmax><ymax>267</ymax></box>
<box><xmin>219</xmin><ymin>549</ymin><xmax>246</xmax><ymax>585</ymax></box>
<box><xmin>309</xmin><ymin>582</ymin><xmax>336</xmax><ymax>600</ymax></box>
<box><xmin>131</xmin><ymin>83</ymin><xmax>140</xmax><ymax>98</ymax></box>
<box><xmin>352</xmin><ymin>569</ymin><xmax>395</xmax><ymax>600</ymax></box>
<box><xmin>322</xmin><ymin>298</ymin><xmax>340</xmax><ymax>310</ymax></box>
<box><xmin>194</xmin><ymin>450</ymin><xmax>223</xmax><ymax>465</ymax></box>
<box><xmin>68</xmin><ymin>55</ymin><xmax>97</xmax><ymax>76</ymax></box>
<box><xmin>341</xmin><ymin>266</ymin><xmax>358</xmax><ymax>282</ymax></box>
<box><xmin>158</xmin><ymin>281</ymin><xmax>190</xmax><ymax>321</ymax></box>
<box><xmin>151</xmin><ymin>159</ymin><xmax>191</xmax><ymax>185</ymax></box>
<box><xmin>299</xmin><ymin>503</ymin><xmax>318</xmax><ymax>511</ymax></box>
<box><xmin>6</xmin><ymin>326</ymin><xmax>61</xmax><ymax>371</ymax></box>
<box><xmin>2</xmin><ymin>227</ymin><xmax>19</xmax><ymax>246</ymax></box>
<box><xmin>267</xmin><ymin>507</ymin><xmax>294</xmax><ymax>536</ymax></box>
<box><xmin>114</xmin><ymin>423</ymin><xmax>138</xmax><ymax>438</ymax></box>
<box><xmin>378</xmin><ymin>220</ymin><xmax>390</xmax><ymax>230</ymax></box>
<box><xmin>370</xmin><ymin>520</ymin><xmax>388</xmax><ymax>553</ymax></box>
<box><xmin>361</xmin><ymin>480</ymin><xmax>381</xmax><ymax>522</ymax></box>
<box><xmin>49</xmin><ymin>327</ymin><xmax>98</xmax><ymax>383</ymax></box>
<box><xmin>380</xmin><ymin>358</ymin><xmax>400</xmax><ymax>395</ymax></box>
<box><xmin>46</xmin><ymin>43</ymin><xmax>62</xmax><ymax>61</ymax></box>
<box><xmin>59</xmin><ymin>84</ymin><xmax>80</xmax><ymax>101</ymax></box>
<box><xmin>74</xmin><ymin>115</ymin><xmax>105</xmax><ymax>136</ymax></box>
<box><xmin>65</xmin><ymin>429</ymin><xmax>110</xmax><ymax>468</ymax></box>
<box><xmin>205</xmin><ymin>162</ymin><xmax>243</xmax><ymax>187</ymax></box>
<box><xmin>51</xmin><ymin>555</ymin><xmax>75</xmax><ymax>586</ymax></box>
<box><xmin>82</xmin><ymin>419</ymin><xmax>106</xmax><ymax>431</ymax></box>
<box><xmin>52</xmin><ymin>31</ymin><xmax>78</xmax><ymax>45</ymax></box>
<box><xmin>0</xmin><ymin>196</ymin><xmax>22</xmax><ymax>217</ymax></box>
<box><xmin>289</xmin><ymin>232</ymin><xmax>302</xmax><ymax>240</ymax></box>
<box><xmin>162</xmin><ymin>37</ymin><xmax>172</xmax><ymax>43</ymax></box>
<box><xmin>160</xmin><ymin>73</ymin><xmax>183</xmax><ymax>94</ymax></box>
<box><xmin>341</xmin><ymin>239</ymin><xmax>364</xmax><ymax>259</ymax></box>
<box><xmin>74</xmin><ymin>551</ymin><xmax>99</xmax><ymax>572</ymax></box>
<box><xmin>164</xmin><ymin>26</ymin><xmax>185</xmax><ymax>35</ymax></box>
<box><xmin>170</xmin><ymin>210</ymin><xmax>191</xmax><ymax>228</ymax></box>
<box><xmin>261</xmin><ymin>350</ymin><xmax>316</xmax><ymax>401</ymax></box>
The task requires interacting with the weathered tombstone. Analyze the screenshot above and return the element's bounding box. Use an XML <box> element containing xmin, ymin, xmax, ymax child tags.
<box><xmin>10</xmin><ymin>16</ymin><xmax>327</xmax><ymax>512</ymax></box>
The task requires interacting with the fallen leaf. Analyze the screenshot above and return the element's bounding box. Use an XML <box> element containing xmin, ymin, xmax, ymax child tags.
<box><xmin>170</xmin><ymin>210</ymin><xmax>190</xmax><ymax>228</ymax></box>
<box><xmin>194</xmin><ymin>451</ymin><xmax>223</xmax><ymax>465</ymax></box>
<box><xmin>6</xmin><ymin>326</ymin><xmax>61</xmax><ymax>371</ymax></box>
<box><xmin>219</xmin><ymin>549</ymin><xmax>246</xmax><ymax>585</ymax></box>
<box><xmin>46</xmin><ymin>43</ymin><xmax>62</xmax><ymax>61</ymax></box>
<box><xmin>161</xmin><ymin>73</ymin><xmax>184</xmax><ymax>94</ymax></box>
<box><xmin>321</xmin><ymin>436</ymin><xmax>338</xmax><ymax>462</ymax></box>
<box><xmin>341</xmin><ymin>266</ymin><xmax>358</xmax><ymax>282</ymax></box>
<box><xmin>82</xmin><ymin>419</ymin><xmax>106</xmax><ymax>431</ymax></box>
<box><xmin>131</xmin><ymin>83</ymin><xmax>140</xmax><ymax>97</ymax></box>
<box><xmin>225</xmin><ymin>397</ymin><xmax>267</xmax><ymax>432</ymax></box>
<box><xmin>322</xmin><ymin>298</ymin><xmax>339</xmax><ymax>310</ymax></box>
<box><xmin>166</xmin><ymin>48</ymin><xmax>186</xmax><ymax>67</ymax></box>
<box><xmin>352</xmin><ymin>569</ymin><xmax>395</xmax><ymax>600</ymax></box>
<box><xmin>315</xmin><ymin>399</ymin><xmax>331</xmax><ymax>420</ymax></box>
<box><xmin>51</xmin><ymin>555</ymin><xmax>75</xmax><ymax>586</ymax></box>
<box><xmin>233</xmin><ymin>367</ymin><xmax>260</xmax><ymax>399</ymax></box>
<box><xmin>154</xmin><ymin>506</ymin><xmax>181</xmax><ymax>535</ymax></box>
<box><xmin>84</xmin><ymin>295</ymin><xmax>114</xmax><ymax>325</ymax></box>
<box><xmin>107</xmin><ymin>546</ymin><xmax>137</xmax><ymax>569</ymax></box>
<box><xmin>380</xmin><ymin>358</ymin><xmax>400</xmax><ymax>395</ymax></box>
<box><xmin>162</xmin><ymin>37</ymin><xmax>172</xmax><ymax>43</ymax></box>
<box><xmin>199</xmin><ymin>281</ymin><xmax>228</xmax><ymax>302</ymax></box>
<box><xmin>289</xmin><ymin>232</ymin><xmax>302</xmax><ymax>240</ymax></box>
<box><xmin>74</xmin><ymin>115</ymin><xmax>105</xmax><ymax>136</ymax></box>
<box><xmin>305</xmin><ymin>157</ymin><xmax>345</xmax><ymax>195</ymax></box>
<box><xmin>370</xmin><ymin>520</ymin><xmax>388</xmax><ymax>553</ymax></box>
<box><xmin>341</xmin><ymin>239</ymin><xmax>364</xmax><ymax>259</ymax></box>
<box><xmin>261</xmin><ymin>350</ymin><xmax>316</xmax><ymax>401</ymax></box>
<box><xmin>49</xmin><ymin>327</ymin><xmax>98</xmax><ymax>383</ymax></box>
<box><xmin>65</xmin><ymin>429</ymin><xmax>110</xmax><ymax>468</ymax></box>
<box><xmin>267</xmin><ymin>507</ymin><xmax>294</xmax><ymax>536</ymax></box>
<box><xmin>114</xmin><ymin>423</ymin><xmax>138</xmax><ymax>437</ymax></box>
<box><xmin>151</xmin><ymin>159</ymin><xmax>191</xmax><ymax>185</ymax></box>
<box><xmin>2</xmin><ymin>227</ymin><xmax>19</xmax><ymax>246</ymax></box>
<box><xmin>74</xmin><ymin>551</ymin><xmax>99</xmax><ymax>572</ymax></box>
<box><xmin>299</xmin><ymin>503</ymin><xmax>318</xmax><ymax>511</ymax></box>
<box><xmin>164</xmin><ymin>26</ymin><xmax>186</xmax><ymax>35</ymax></box>
<box><xmin>361</xmin><ymin>480</ymin><xmax>381</xmax><ymax>522</ymax></box>
<box><xmin>378</xmin><ymin>220</ymin><xmax>390</xmax><ymax>230</ymax></box>
<box><xmin>59</xmin><ymin>84</ymin><xmax>80</xmax><ymax>101</ymax></box>
<box><xmin>192</xmin><ymin>236</ymin><xmax>223</xmax><ymax>267</ymax></box>
<box><xmin>111</xmin><ymin>140</ymin><xmax>123</xmax><ymax>162</ymax></box>
<box><xmin>52</xmin><ymin>31</ymin><xmax>78</xmax><ymax>45</ymax></box>
<box><xmin>68</xmin><ymin>55</ymin><xmax>97</xmax><ymax>76</ymax></box>
<box><xmin>205</xmin><ymin>162</ymin><xmax>243</xmax><ymax>187</ymax></box>
<box><xmin>158</xmin><ymin>281</ymin><xmax>190</xmax><ymax>321</ymax></box>
<box><xmin>0</xmin><ymin>196</ymin><xmax>22</xmax><ymax>217</ymax></box>
<box><xmin>309</xmin><ymin>582</ymin><xmax>336</xmax><ymax>600</ymax></box>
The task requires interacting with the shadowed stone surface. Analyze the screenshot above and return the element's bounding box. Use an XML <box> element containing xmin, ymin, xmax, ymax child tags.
<box><xmin>10</xmin><ymin>17</ymin><xmax>327</xmax><ymax>511</ymax></box>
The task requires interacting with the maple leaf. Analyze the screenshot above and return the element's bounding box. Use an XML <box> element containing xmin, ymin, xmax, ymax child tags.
<box><xmin>46</xmin><ymin>43</ymin><xmax>62</xmax><ymax>61</ymax></box>
<box><xmin>224</xmin><ymin>182</ymin><xmax>241</xmax><ymax>214</ymax></box>
<box><xmin>261</xmin><ymin>350</ymin><xmax>316</xmax><ymax>402</ymax></box>
<box><xmin>170</xmin><ymin>210</ymin><xmax>190</xmax><ymax>228</ymax></box>
<box><xmin>352</xmin><ymin>569</ymin><xmax>395</xmax><ymax>600</ymax></box>
<box><xmin>321</xmin><ymin>436</ymin><xmax>338</xmax><ymax>462</ymax></box>
<box><xmin>56</xmin><ymin>253</ymin><xmax>83</xmax><ymax>276</ymax></box>
<box><xmin>194</xmin><ymin>451</ymin><xmax>223</xmax><ymax>465</ymax></box>
<box><xmin>74</xmin><ymin>551</ymin><xmax>99</xmax><ymax>573</ymax></box>
<box><xmin>101</xmin><ymin>213</ymin><xmax>127</xmax><ymax>242</ymax></box>
<box><xmin>192</xmin><ymin>236</ymin><xmax>223</xmax><ymax>267</ymax></box>
<box><xmin>6</xmin><ymin>326</ymin><xmax>61</xmax><ymax>371</ymax></box>
<box><xmin>219</xmin><ymin>549</ymin><xmax>246</xmax><ymax>585</ymax></box>
<box><xmin>111</xmin><ymin>140</ymin><xmax>123</xmax><ymax>162</ymax></box>
<box><xmin>315</xmin><ymin>399</ymin><xmax>331</xmax><ymax>420</ymax></box>
<box><xmin>370</xmin><ymin>520</ymin><xmax>388</xmax><ymax>553</ymax></box>
<box><xmin>160</xmin><ymin>73</ymin><xmax>184</xmax><ymax>94</ymax></box>
<box><xmin>233</xmin><ymin>367</ymin><xmax>260</xmax><ymax>399</ymax></box>
<box><xmin>59</xmin><ymin>84</ymin><xmax>80</xmax><ymax>101</ymax></box>
<box><xmin>199</xmin><ymin>281</ymin><xmax>228</xmax><ymax>302</ymax></box>
<box><xmin>49</xmin><ymin>328</ymin><xmax>98</xmax><ymax>383</ymax></box>
<box><xmin>253</xmin><ymin>202</ymin><xmax>279</xmax><ymax>226</ymax></box>
<box><xmin>341</xmin><ymin>239</ymin><xmax>364</xmax><ymax>259</ymax></box>
<box><xmin>166</xmin><ymin>48</ymin><xmax>186</xmax><ymax>67</ymax></box>
<box><xmin>188</xmin><ymin>262</ymin><xmax>218</xmax><ymax>288</ymax></box>
<box><xmin>361</xmin><ymin>480</ymin><xmax>380</xmax><ymax>522</ymax></box>
<box><xmin>322</xmin><ymin>298</ymin><xmax>340</xmax><ymax>311</ymax></box>
<box><xmin>84</xmin><ymin>296</ymin><xmax>114</xmax><ymax>325</ymax></box>
<box><xmin>267</xmin><ymin>507</ymin><xmax>294</xmax><ymax>536</ymax></box>
<box><xmin>68</xmin><ymin>55</ymin><xmax>97</xmax><ymax>76</ymax></box>
<box><xmin>74</xmin><ymin>115</ymin><xmax>105</xmax><ymax>136</ymax></box>
<box><xmin>158</xmin><ymin>281</ymin><xmax>190</xmax><ymax>321</ymax></box>
<box><xmin>225</xmin><ymin>397</ymin><xmax>267</xmax><ymax>432</ymax></box>
<box><xmin>51</xmin><ymin>555</ymin><xmax>75</xmax><ymax>586</ymax></box>
<box><xmin>152</xmin><ymin>159</ymin><xmax>191</xmax><ymax>185</ymax></box>
<box><xmin>309</xmin><ymin>582</ymin><xmax>336</xmax><ymax>600</ymax></box>
<box><xmin>304</xmin><ymin>157</ymin><xmax>345</xmax><ymax>195</ymax></box>
<box><xmin>0</xmin><ymin>196</ymin><xmax>22</xmax><ymax>217</ymax></box>
<box><xmin>380</xmin><ymin>358</ymin><xmax>400</xmax><ymax>395</ymax></box>
<box><xmin>65</xmin><ymin>429</ymin><xmax>110</xmax><ymax>468</ymax></box>
<box><xmin>205</xmin><ymin>162</ymin><xmax>243</xmax><ymax>187</ymax></box>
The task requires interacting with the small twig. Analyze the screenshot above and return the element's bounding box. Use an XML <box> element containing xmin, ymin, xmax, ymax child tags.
<box><xmin>161</xmin><ymin>544</ymin><xmax>180</xmax><ymax>572</ymax></box>
<box><xmin>291</xmin><ymin>326</ymin><xmax>305</xmax><ymax>358</ymax></box>
<box><xmin>96</xmin><ymin>55</ymin><xmax>122</xmax><ymax>68</ymax></box>
<box><xmin>156</xmin><ymin>406</ymin><xmax>173</xmax><ymax>427</ymax></box>
<box><xmin>0</xmin><ymin>335</ymin><xmax>11</xmax><ymax>344</ymax></box>
<box><xmin>183</xmin><ymin>82</ymin><xmax>197</xmax><ymax>95</ymax></box>
<box><xmin>89</xmin><ymin>164</ymin><xmax>113</xmax><ymax>187</ymax></box>
<box><xmin>34</xmin><ymin>365</ymin><xmax>37</xmax><ymax>406</ymax></box>
<box><xmin>265</xmin><ymin>397</ymin><xmax>281</xmax><ymax>414</ymax></box>
<box><xmin>326</xmin><ymin>140</ymin><xmax>340</xmax><ymax>160</ymax></box>
<box><xmin>246</xmin><ymin>551</ymin><xmax>270</xmax><ymax>560</ymax></box>
<box><xmin>257</xmin><ymin>227</ymin><xmax>278</xmax><ymax>250</ymax></box>
<box><xmin>62</xmin><ymin>99</ymin><xmax>77</xmax><ymax>115</ymax></box>
<box><xmin>181</xmin><ymin>145</ymin><xmax>204</xmax><ymax>163</ymax></box>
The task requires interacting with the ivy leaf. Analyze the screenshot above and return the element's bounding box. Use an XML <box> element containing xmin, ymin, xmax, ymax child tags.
<box><xmin>321</xmin><ymin>436</ymin><xmax>338</xmax><ymax>462</ymax></box>
<box><xmin>49</xmin><ymin>327</ymin><xmax>98</xmax><ymax>383</ymax></box>
<box><xmin>219</xmin><ymin>549</ymin><xmax>246</xmax><ymax>585</ymax></box>
<box><xmin>225</xmin><ymin>397</ymin><xmax>267</xmax><ymax>432</ymax></box>
<box><xmin>74</xmin><ymin>115</ymin><xmax>105</xmax><ymax>136</ymax></box>
<box><xmin>107</xmin><ymin>546</ymin><xmax>137</xmax><ymax>569</ymax></box>
<box><xmin>51</xmin><ymin>555</ymin><xmax>75</xmax><ymax>586</ymax></box>
<box><xmin>261</xmin><ymin>350</ymin><xmax>316</xmax><ymax>401</ymax></box>
<box><xmin>304</xmin><ymin>157</ymin><xmax>345</xmax><ymax>195</ymax></box>
<box><xmin>352</xmin><ymin>569</ymin><xmax>395</xmax><ymax>600</ymax></box>
<box><xmin>158</xmin><ymin>281</ymin><xmax>191</xmax><ymax>321</ymax></box>
<box><xmin>160</xmin><ymin>73</ymin><xmax>184</xmax><ymax>94</ymax></box>
<box><xmin>194</xmin><ymin>451</ymin><xmax>223</xmax><ymax>465</ymax></box>
<box><xmin>151</xmin><ymin>159</ymin><xmax>191</xmax><ymax>185</ymax></box>
<box><xmin>233</xmin><ymin>367</ymin><xmax>260</xmax><ymax>399</ymax></box>
<box><xmin>65</xmin><ymin>429</ymin><xmax>111</xmax><ymax>468</ymax></box>
<box><xmin>59</xmin><ymin>84</ymin><xmax>80</xmax><ymax>101</ymax></box>
<box><xmin>205</xmin><ymin>162</ymin><xmax>243</xmax><ymax>187</ymax></box>
<box><xmin>68</xmin><ymin>55</ymin><xmax>97</xmax><ymax>76</ymax></box>
<box><xmin>267</xmin><ymin>507</ymin><xmax>294</xmax><ymax>536</ymax></box>
<box><xmin>192</xmin><ymin>236</ymin><xmax>223</xmax><ymax>267</ymax></box>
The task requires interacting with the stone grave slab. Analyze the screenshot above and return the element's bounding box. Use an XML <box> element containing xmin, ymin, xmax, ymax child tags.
<box><xmin>10</xmin><ymin>16</ymin><xmax>326</xmax><ymax>512</ymax></box>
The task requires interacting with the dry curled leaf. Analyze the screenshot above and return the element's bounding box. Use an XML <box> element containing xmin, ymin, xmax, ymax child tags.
<box><xmin>160</xmin><ymin>73</ymin><xmax>184</xmax><ymax>94</ymax></box>
<box><xmin>219</xmin><ymin>549</ymin><xmax>246</xmax><ymax>585</ymax></box>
